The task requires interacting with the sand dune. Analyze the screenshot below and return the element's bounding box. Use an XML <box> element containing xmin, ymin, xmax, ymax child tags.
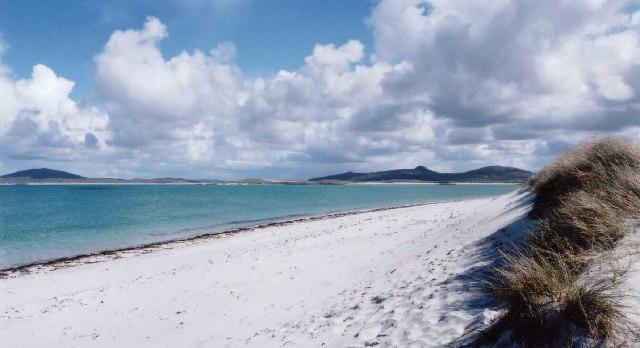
<box><xmin>0</xmin><ymin>191</ymin><xmax>531</xmax><ymax>347</ymax></box>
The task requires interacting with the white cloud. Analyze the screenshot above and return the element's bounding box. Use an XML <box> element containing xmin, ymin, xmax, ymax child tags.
<box><xmin>370</xmin><ymin>0</ymin><xmax>640</xmax><ymax>125</ymax></box>
<box><xmin>0</xmin><ymin>63</ymin><xmax>109</xmax><ymax>164</ymax></box>
<box><xmin>94</xmin><ymin>18</ymin><xmax>419</xmax><ymax>174</ymax></box>
<box><xmin>4</xmin><ymin>2</ymin><xmax>640</xmax><ymax>178</ymax></box>
<box><xmin>361</xmin><ymin>0</ymin><xmax>640</xmax><ymax>169</ymax></box>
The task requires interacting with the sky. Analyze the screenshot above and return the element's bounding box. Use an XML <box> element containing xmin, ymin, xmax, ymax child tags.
<box><xmin>1</xmin><ymin>0</ymin><xmax>640</xmax><ymax>179</ymax></box>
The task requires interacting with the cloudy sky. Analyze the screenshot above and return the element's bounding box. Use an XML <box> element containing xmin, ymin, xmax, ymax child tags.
<box><xmin>1</xmin><ymin>0</ymin><xmax>640</xmax><ymax>179</ymax></box>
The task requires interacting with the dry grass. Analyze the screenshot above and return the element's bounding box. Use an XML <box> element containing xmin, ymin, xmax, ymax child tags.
<box><xmin>482</xmin><ymin>248</ymin><xmax>634</xmax><ymax>346</ymax></box>
<box><xmin>529</xmin><ymin>192</ymin><xmax>631</xmax><ymax>256</ymax></box>
<box><xmin>529</xmin><ymin>137</ymin><xmax>640</xmax><ymax>218</ymax></box>
<box><xmin>483</xmin><ymin>138</ymin><xmax>640</xmax><ymax>346</ymax></box>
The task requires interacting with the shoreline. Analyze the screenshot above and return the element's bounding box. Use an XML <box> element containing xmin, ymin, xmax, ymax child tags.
<box><xmin>0</xmin><ymin>200</ymin><xmax>446</xmax><ymax>277</ymax></box>
<box><xmin>0</xmin><ymin>191</ymin><xmax>531</xmax><ymax>347</ymax></box>
<box><xmin>0</xmin><ymin>181</ymin><xmax>524</xmax><ymax>186</ymax></box>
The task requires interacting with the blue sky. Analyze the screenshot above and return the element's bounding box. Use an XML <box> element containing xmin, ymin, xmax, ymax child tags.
<box><xmin>0</xmin><ymin>1</ymin><xmax>639</xmax><ymax>179</ymax></box>
<box><xmin>0</xmin><ymin>0</ymin><xmax>374</xmax><ymax>99</ymax></box>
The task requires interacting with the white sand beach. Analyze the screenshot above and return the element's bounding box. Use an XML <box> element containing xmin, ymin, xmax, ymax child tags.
<box><xmin>0</xmin><ymin>191</ymin><xmax>531</xmax><ymax>347</ymax></box>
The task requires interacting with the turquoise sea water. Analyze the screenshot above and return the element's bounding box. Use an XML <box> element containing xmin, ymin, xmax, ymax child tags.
<box><xmin>0</xmin><ymin>183</ymin><xmax>517</xmax><ymax>268</ymax></box>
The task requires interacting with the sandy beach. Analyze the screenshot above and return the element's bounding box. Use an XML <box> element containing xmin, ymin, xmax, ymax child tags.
<box><xmin>0</xmin><ymin>191</ymin><xmax>531</xmax><ymax>347</ymax></box>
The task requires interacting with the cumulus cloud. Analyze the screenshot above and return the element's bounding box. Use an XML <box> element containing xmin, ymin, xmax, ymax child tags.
<box><xmin>95</xmin><ymin>16</ymin><xmax>245</xmax><ymax>164</ymax></box>
<box><xmin>93</xmin><ymin>17</ymin><xmax>425</xmax><ymax>174</ymax></box>
<box><xmin>0</xmin><ymin>62</ymin><xmax>109</xmax><ymax>165</ymax></box>
<box><xmin>85</xmin><ymin>3</ymin><xmax>640</xmax><ymax>176</ymax></box>
<box><xmin>359</xmin><ymin>0</ymin><xmax>640</xmax><ymax>170</ymax></box>
<box><xmin>370</xmin><ymin>0</ymin><xmax>640</xmax><ymax>130</ymax></box>
<box><xmin>4</xmin><ymin>1</ymin><xmax>640</xmax><ymax>178</ymax></box>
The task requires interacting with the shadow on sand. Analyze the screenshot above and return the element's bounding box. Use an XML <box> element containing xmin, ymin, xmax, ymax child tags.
<box><xmin>444</xmin><ymin>192</ymin><xmax>534</xmax><ymax>347</ymax></box>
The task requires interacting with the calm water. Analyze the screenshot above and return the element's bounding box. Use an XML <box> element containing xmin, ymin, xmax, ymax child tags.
<box><xmin>0</xmin><ymin>183</ymin><xmax>517</xmax><ymax>268</ymax></box>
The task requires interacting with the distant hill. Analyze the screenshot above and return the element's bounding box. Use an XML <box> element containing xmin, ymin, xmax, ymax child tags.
<box><xmin>0</xmin><ymin>168</ymin><xmax>281</xmax><ymax>185</ymax></box>
<box><xmin>0</xmin><ymin>166</ymin><xmax>532</xmax><ymax>185</ymax></box>
<box><xmin>310</xmin><ymin>165</ymin><xmax>532</xmax><ymax>183</ymax></box>
<box><xmin>1</xmin><ymin>168</ymin><xmax>85</xmax><ymax>180</ymax></box>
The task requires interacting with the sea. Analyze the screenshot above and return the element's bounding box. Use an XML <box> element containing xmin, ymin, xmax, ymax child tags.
<box><xmin>0</xmin><ymin>183</ymin><xmax>518</xmax><ymax>268</ymax></box>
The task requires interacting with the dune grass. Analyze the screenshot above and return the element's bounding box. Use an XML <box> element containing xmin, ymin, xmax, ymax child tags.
<box><xmin>483</xmin><ymin>138</ymin><xmax>640</xmax><ymax>346</ymax></box>
<box><xmin>483</xmin><ymin>247</ymin><xmax>634</xmax><ymax>346</ymax></box>
<box><xmin>529</xmin><ymin>138</ymin><xmax>640</xmax><ymax>218</ymax></box>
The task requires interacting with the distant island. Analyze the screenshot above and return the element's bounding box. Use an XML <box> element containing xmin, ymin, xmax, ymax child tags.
<box><xmin>0</xmin><ymin>166</ymin><xmax>532</xmax><ymax>184</ymax></box>
<box><xmin>310</xmin><ymin>165</ymin><xmax>532</xmax><ymax>183</ymax></box>
<box><xmin>1</xmin><ymin>168</ymin><xmax>85</xmax><ymax>180</ymax></box>
<box><xmin>0</xmin><ymin>168</ymin><xmax>219</xmax><ymax>185</ymax></box>
<box><xmin>0</xmin><ymin>168</ymin><xmax>304</xmax><ymax>185</ymax></box>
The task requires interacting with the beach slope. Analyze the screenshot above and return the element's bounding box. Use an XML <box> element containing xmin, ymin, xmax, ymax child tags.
<box><xmin>0</xmin><ymin>191</ymin><xmax>531</xmax><ymax>347</ymax></box>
